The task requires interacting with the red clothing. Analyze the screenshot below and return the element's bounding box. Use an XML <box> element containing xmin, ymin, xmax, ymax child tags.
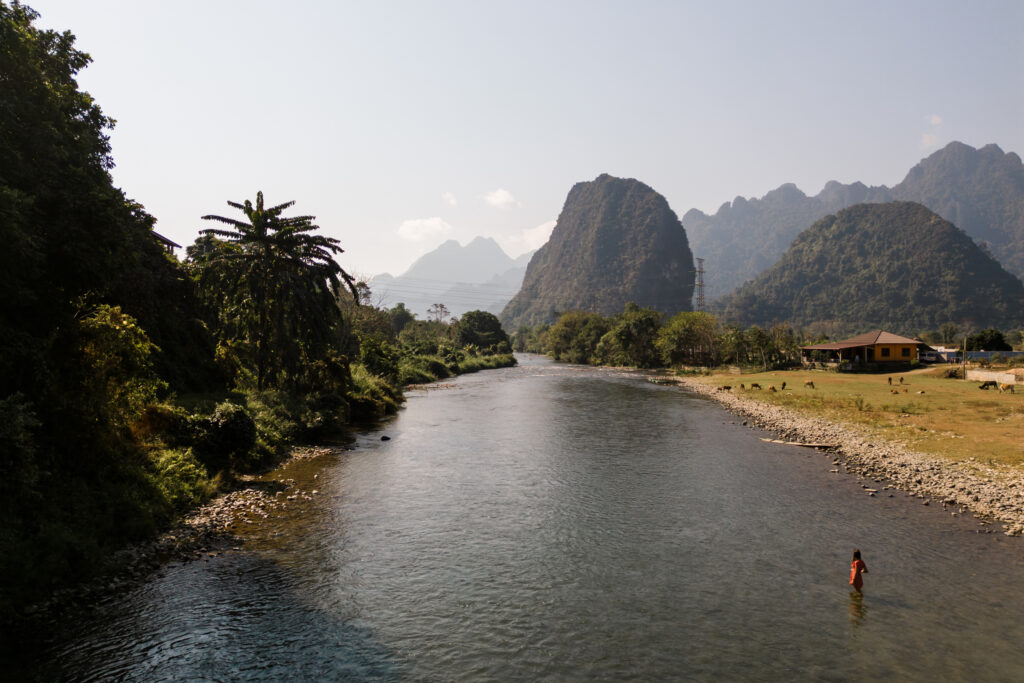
<box><xmin>850</xmin><ymin>559</ymin><xmax>867</xmax><ymax>589</ymax></box>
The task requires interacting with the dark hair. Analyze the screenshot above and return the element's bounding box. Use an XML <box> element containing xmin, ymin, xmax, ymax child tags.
<box><xmin>852</xmin><ymin>549</ymin><xmax>861</xmax><ymax>560</ymax></box>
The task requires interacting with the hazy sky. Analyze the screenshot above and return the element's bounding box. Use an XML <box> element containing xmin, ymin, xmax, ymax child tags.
<box><xmin>29</xmin><ymin>0</ymin><xmax>1024</xmax><ymax>278</ymax></box>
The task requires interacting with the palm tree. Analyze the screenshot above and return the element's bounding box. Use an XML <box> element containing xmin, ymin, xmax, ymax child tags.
<box><xmin>199</xmin><ymin>191</ymin><xmax>358</xmax><ymax>389</ymax></box>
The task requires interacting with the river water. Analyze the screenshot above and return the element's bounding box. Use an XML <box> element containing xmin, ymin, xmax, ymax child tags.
<box><xmin>19</xmin><ymin>355</ymin><xmax>1024</xmax><ymax>681</ymax></box>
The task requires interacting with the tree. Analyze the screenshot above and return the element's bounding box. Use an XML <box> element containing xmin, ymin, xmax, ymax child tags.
<box><xmin>965</xmin><ymin>329</ymin><xmax>1012</xmax><ymax>351</ymax></box>
<box><xmin>656</xmin><ymin>311</ymin><xmax>718</xmax><ymax>366</ymax></box>
<box><xmin>745</xmin><ymin>326</ymin><xmax>773</xmax><ymax>370</ymax></box>
<box><xmin>197</xmin><ymin>192</ymin><xmax>358</xmax><ymax>389</ymax></box>
<box><xmin>597</xmin><ymin>303</ymin><xmax>663</xmax><ymax>368</ymax></box>
<box><xmin>428</xmin><ymin>303</ymin><xmax>451</xmax><ymax>324</ymax></box>
<box><xmin>546</xmin><ymin>311</ymin><xmax>610</xmax><ymax>363</ymax></box>
<box><xmin>388</xmin><ymin>303</ymin><xmax>416</xmax><ymax>336</ymax></box>
<box><xmin>456</xmin><ymin>311</ymin><xmax>510</xmax><ymax>351</ymax></box>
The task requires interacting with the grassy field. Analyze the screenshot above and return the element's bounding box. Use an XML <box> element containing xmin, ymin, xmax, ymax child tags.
<box><xmin>693</xmin><ymin>367</ymin><xmax>1024</xmax><ymax>467</ymax></box>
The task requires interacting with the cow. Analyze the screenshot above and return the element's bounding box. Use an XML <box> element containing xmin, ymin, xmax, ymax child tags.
<box><xmin>739</xmin><ymin>383</ymin><xmax>745</xmax><ymax>390</ymax></box>
<box><xmin>898</xmin><ymin>376</ymin><xmax>905</xmax><ymax>385</ymax></box>
<box><xmin>890</xmin><ymin>389</ymin><xmax>899</xmax><ymax>394</ymax></box>
<box><xmin>749</xmin><ymin>383</ymin><xmax>762</xmax><ymax>390</ymax></box>
<box><xmin>888</xmin><ymin>376</ymin><xmax>892</xmax><ymax>385</ymax></box>
<box><xmin>979</xmin><ymin>381</ymin><xmax>998</xmax><ymax>390</ymax></box>
<box><xmin>999</xmin><ymin>383</ymin><xmax>1015</xmax><ymax>394</ymax></box>
<box><xmin>767</xmin><ymin>385</ymin><xmax>777</xmax><ymax>392</ymax></box>
<box><xmin>804</xmin><ymin>380</ymin><xmax>815</xmax><ymax>389</ymax></box>
<box><xmin>781</xmin><ymin>381</ymin><xmax>787</xmax><ymax>391</ymax></box>
<box><xmin>719</xmin><ymin>385</ymin><xmax>732</xmax><ymax>391</ymax></box>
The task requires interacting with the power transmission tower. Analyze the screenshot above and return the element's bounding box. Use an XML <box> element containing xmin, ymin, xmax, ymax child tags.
<box><xmin>695</xmin><ymin>257</ymin><xmax>705</xmax><ymax>312</ymax></box>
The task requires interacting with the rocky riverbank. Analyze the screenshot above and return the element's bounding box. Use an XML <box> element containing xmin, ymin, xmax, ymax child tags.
<box><xmin>676</xmin><ymin>377</ymin><xmax>1024</xmax><ymax>537</ymax></box>
<box><xmin>22</xmin><ymin>445</ymin><xmax>338</xmax><ymax>620</ymax></box>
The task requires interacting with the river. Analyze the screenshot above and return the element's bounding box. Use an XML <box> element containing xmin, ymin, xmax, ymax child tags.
<box><xmin>18</xmin><ymin>355</ymin><xmax>1024</xmax><ymax>681</ymax></box>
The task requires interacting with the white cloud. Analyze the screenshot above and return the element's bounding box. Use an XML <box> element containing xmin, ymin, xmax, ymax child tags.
<box><xmin>928</xmin><ymin>113</ymin><xmax>943</xmax><ymax>126</ymax></box>
<box><xmin>442</xmin><ymin>192</ymin><xmax>457</xmax><ymax>207</ymax></box>
<box><xmin>483</xmin><ymin>188</ymin><xmax>520</xmax><ymax>210</ymax></box>
<box><xmin>522</xmin><ymin>220</ymin><xmax>556</xmax><ymax>249</ymax></box>
<box><xmin>920</xmin><ymin>132</ymin><xmax>938</xmax><ymax>149</ymax></box>
<box><xmin>397</xmin><ymin>216</ymin><xmax>453</xmax><ymax>241</ymax></box>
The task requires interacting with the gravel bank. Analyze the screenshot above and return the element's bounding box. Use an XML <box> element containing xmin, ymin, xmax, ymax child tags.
<box><xmin>24</xmin><ymin>446</ymin><xmax>337</xmax><ymax>618</ymax></box>
<box><xmin>675</xmin><ymin>377</ymin><xmax>1024</xmax><ymax>537</ymax></box>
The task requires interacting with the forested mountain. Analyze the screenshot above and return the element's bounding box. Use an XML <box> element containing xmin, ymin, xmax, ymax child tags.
<box><xmin>890</xmin><ymin>142</ymin><xmax>1024</xmax><ymax>278</ymax></box>
<box><xmin>370</xmin><ymin>237</ymin><xmax>530</xmax><ymax>318</ymax></box>
<box><xmin>684</xmin><ymin>142</ymin><xmax>1024</xmax><ymax>299</ymax></box>
<box><xmin>501</xmin><ymin>174</ymin><xmax>694</xmax><ymax>329</ymax></box>
<box><xmin>718</xmin><ymin>202</ymin><xmax>1024</xmax><ymax>333</ymax></box>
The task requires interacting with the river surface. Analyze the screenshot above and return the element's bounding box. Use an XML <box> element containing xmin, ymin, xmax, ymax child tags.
<box><xmin>19</xmin><ymin>355</ymin><xmax>1024</xmax><ymax>681</ymax></box>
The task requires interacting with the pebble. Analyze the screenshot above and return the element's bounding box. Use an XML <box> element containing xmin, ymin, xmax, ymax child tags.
<box><xmin>677</xmin><ymin>377</ymin><xmax>1024</xmax><ymax>537</ymax></box>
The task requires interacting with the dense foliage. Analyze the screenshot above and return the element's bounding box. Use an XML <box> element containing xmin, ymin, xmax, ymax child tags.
<box><xmin>519</xmin><ymin>305</ymin><xmax>1021</xmax><ymax>371</ymax></box>
<box><xmin>501</xmin><ymin>174</ymin><xmax>694</xmax><ymax>329</ymax></box>
<box><xmin>0</xmin><ymin>2</ymin><xmax>515</xmax><ymax>623</ymax></box>
<box><xmin>717</xmin><ymin>202</ymin><xmax>1024</xmax><ymax>334</ymax></box>
<box><xmin>516</xmin><ymin>305</ymin><xmax>803</xmax><ymax>370</ymax></box>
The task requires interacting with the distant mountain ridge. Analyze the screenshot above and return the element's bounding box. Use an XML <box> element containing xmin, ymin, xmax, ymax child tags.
<box><xmin>501</xmin><ymin>174</ymin><xmax>694</xmax><ymax>329</ymax></box>
<box><xmin>718</xmin><ymin>201</ymin><xmax>1024</xmax><ymax>334</ymax></box>
<box><xmin>370</xmin><ymin>237</ymin><xmax>532</xmax><ymax>318</ymax></box>
<box><xmin>684</xmin><ymin>142</ymin><xmax>1024</xmax><ymax>299</ymax></box>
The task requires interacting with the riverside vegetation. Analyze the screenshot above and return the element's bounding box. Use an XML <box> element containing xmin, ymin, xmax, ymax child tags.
<box><xmin>0</xmin><ymin>2</ymin><xmax>513</xmax><ymax>622</ymax></box>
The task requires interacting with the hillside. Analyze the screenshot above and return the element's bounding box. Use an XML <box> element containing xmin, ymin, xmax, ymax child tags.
<box><xmin>684</xmin><ymin>142</ymin><xmax>1024</xmax><ymax>299</ymax></box>
<box><xmin>718</xmin><ymin>202</ymin><xmax>1024</xmax><ymax>333</ymax></box>
<box><xmin>501</xmin><ymin>174</ymin><xmax>694</xmax><ymax>329</ymax></box>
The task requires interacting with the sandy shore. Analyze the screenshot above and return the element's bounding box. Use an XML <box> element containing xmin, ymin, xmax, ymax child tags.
<box><xmin>674</xmin><ymin>377</ymin><xmax>1024</xmax><ymax>537</ymax></box>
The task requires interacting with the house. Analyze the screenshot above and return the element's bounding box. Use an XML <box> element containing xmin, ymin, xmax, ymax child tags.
<box><xmin>800</xmin><ymin>330</ymin><xmax>924</xmax><ymax>367</ymax></box>
<box><xmin>152</xmin><ymin>230</ymin><xmax>181</xmax><ymax>255</ymax></box>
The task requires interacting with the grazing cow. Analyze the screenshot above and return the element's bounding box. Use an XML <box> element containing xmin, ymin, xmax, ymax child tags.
<box><xmin>750</xmin><ymin>383</ymin><xmax>762</xmax><ymax>390</ymax></box>
<box><xmin>767</xmin><ymin>385</ymin><xmax>777</xmax><ymax>392</ymax></box>
<box><xmin>917</xmin><ymin>390</ymin><xmax>926</xmax><ymax>394</ymax></box>
<box><xmin>804</xmin><ymin>380</ymin><xmax>815</xmax><ymax>389</ymax></box>
<box><xmin>999</xmin><ymin>383</ymin><xmax>1015</xmax><ymax>394</ymax></box>
<box><xmin>979</xmin><ymin>381</ymin><xmax>998</xmax><ymax>390</ymax></box>
<box><xmin>720</xmin><ymin>385</ymin><xmax>732</xmax><ymax>391</ymax></box>
<box><xmin>739</xmin><ymin>383</ymin><xmax>745</xmax><ymax>390</ymax></box>
<box><xmin>781</xmin><ymin>381</ymin><xmax>787</xmax><ymax>391</ymax></box>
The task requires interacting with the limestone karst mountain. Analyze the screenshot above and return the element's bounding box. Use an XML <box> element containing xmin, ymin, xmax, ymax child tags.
<box><xmin>501</xmin><ymin>174</ymin><xmax>695</xmax><ymax>329</ymax></box>
<box><xmin>717</xmin><ymin>202</ymin><xmax>1024</xmax><ymax>333</ymax></box>
<box><xmin>684</xmin><ymin>142</ymin><xmax>1024</xmax><ymax>300</ymax></box>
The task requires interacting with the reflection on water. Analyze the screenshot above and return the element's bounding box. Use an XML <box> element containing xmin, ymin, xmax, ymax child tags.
<box><xmin>19</xmin><ymin>355</ymin><xmax>1024</xmax><ymax>681</ymax></box>
<box><xmin>848</xmin><ymin>591</ymin><xmax>867</xmax><ymax>628</ymax></box>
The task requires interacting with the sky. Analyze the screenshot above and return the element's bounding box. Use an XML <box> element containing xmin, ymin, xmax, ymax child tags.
<box><xmin>28</xmin><ymin>0</ymin><xmax>1024</xmax><ymax>279</ymax></box>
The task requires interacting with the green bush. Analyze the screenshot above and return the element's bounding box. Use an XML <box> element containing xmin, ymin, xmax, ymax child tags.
<box><xmin>191</xmin><ymin>402</ymin><xmax>257</xmax><ymax>473</ymax></box>
<box><xmin>152</xmin><ymin>448</ymin><xmax>216</xmax><ymax>513</ymax></box>
<box><xmin>349</xmin><ymin>364</ymin><xmax>401</xmax><ymax>421</ymax></box>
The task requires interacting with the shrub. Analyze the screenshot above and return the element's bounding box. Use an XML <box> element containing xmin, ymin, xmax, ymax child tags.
<box><xmin>152</xmin><ymin>448</ymin><xmax>216</xmax><ymax>512</ymax></box>
<box><xmin>349</xmin><ymin>363</ymin><xmax>402</xmax><ymax>421</ymax></box>
<box><xmin>191</xmin><ymin>402</ymin><xmax>257</xmax><ymax>473</ymax></box>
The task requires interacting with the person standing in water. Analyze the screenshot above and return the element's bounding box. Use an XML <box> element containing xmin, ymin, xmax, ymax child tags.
<box><xmin>849</xmin><ymin>549</ymin><xmax>868</xmax><ymax>593</ymax></box>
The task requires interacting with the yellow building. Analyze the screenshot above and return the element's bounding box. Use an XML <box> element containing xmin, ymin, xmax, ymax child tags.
<box><xmin>800</xmin><ymin>330</ymin><xmax>922</xmax><ymax>367</ymax></box>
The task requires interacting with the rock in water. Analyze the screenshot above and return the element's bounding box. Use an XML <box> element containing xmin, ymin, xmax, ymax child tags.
<box><xmin>501</xmin><ymin>174</ymin><xmax>695</xmax><ymax>328</ymax></box>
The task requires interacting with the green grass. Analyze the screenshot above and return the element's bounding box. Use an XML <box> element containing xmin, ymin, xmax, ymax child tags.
<box><xmin>695</xmin><ymin>367</ymin><xmax>1024</xmax><ymax>466</ymax></box>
